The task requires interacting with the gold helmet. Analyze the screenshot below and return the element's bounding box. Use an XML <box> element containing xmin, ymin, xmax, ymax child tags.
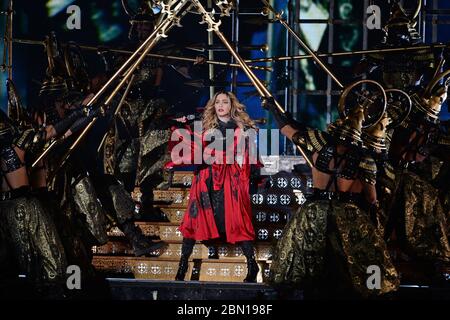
<box><xmin>329</xmin><ymin>80</ymin><xmax>387</xmax><ymax>147</ymax></box>
<box><xmin>122</xmin><ymin>0</ymin><xmax>157</xmax><ymax>41</ymax></box>
<box><xmin>361</xmin><ymin>112</ymin><xmax>390</xmax><ymax>152</ymax></box>
<box><xmin>327</xmin><ymin>105</ymin><xmax>365</xmax><ymax>147</ymax></box>
<box><xmin>411</xmin><ymin>68</ymin><xmax>450</xmax><ymax>124</ymax></box>
<box><xmin>382</xmin><ymin>0</ymin><xmax>422</xmax><ymax>46</ymax></box>
<box><xmin>362</xmin><ymin>89</ymin><xmax>412</xmax><ymax>153</ymax></box>
<box><xmin>39</xmin><ymin>75</ymin><xmax>68</xmax><ymax>98</ymax></box>
<box><xmin>39</xmin><ymin>32</ymin><xmax>69</xmax><ymax>98</ymax></box>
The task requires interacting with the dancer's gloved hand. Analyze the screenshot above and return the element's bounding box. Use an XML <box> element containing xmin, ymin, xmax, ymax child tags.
<box><xmin>261</xmin><ymin>96</ymin><xmax>277</xmax><ymax>111</ymax></box>
<box><xmin>63</xmin><ymin>106</ymin><xmax>103</xmax><ymax>139</ymax></box>
<box><xmin>261</xmin><ymin>96</ymin><xmax>297</xmax><ymax>130</ymax></box>
<box><xmin>53</xmin><ymin>109</ymin><xmax>84</xmax><ymax>136</ymax></box>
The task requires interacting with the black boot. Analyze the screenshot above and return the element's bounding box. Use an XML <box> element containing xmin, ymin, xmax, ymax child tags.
<box><xmin>175</xmin><ymin>238</ymin><xmax>195</xmax><ymax>281</ymax></box>
<box><xmin>240</xmin><ymin>241</ymin><xmax>259</xmax><ymax>283</ymax></box>
<box><xmin>120</xmin><ymin>220</ymin><xmax>166</xmax><ymax>256</ymax></box>
<box><xmin>244</xmin><ymin>258</ymin><xmax>259</xmax><ymax>283</ymax></box>
<box><xmin>139</xmin><ymin>178</ymin><xmax>169</xmax><ymax>222</ymax></box>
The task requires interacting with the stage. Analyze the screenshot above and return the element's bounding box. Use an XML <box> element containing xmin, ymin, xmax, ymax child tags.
<box><xmin>102</xmin><ymin>278</ymin><xmax>450</xmax><ymax>300</ymax></box>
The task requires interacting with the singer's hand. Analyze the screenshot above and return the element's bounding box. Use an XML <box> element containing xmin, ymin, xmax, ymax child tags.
<box><xmin>261</xmin><ymin>96</ymin><xmax>276</xmax><ymax>110</ymax></box>
<box><xmin>174</xmin><ymin>116</ymin><xmax>188</xmax><ymax>123</ymax></box>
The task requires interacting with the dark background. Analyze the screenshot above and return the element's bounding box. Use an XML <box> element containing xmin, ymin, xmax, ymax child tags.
<box><xmin>1</xmin><ymin>0</ymin><xmax>450</xmax><ymax>151</ymax></box>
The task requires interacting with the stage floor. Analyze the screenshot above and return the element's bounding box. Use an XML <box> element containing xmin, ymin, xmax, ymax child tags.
<box><xmin>104</xmin><ymin>278</ymin><xmax>450</xmax><ymax>300</ymax></box>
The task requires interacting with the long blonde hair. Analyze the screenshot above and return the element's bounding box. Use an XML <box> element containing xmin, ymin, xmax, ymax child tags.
<box><xmin>201</xmin><ymin>91</ymin><xmax>257</xmax><ymax>131</ymax></box>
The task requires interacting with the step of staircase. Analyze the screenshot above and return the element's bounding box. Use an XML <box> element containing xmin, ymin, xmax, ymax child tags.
<box><xmin>132</xmin><ymin>188</ymin><xmax>191</xmax><ymax>207</ymax></box>
<box><xmin>92</xmin><ymin>256</ymin><xmax>194</xmax><ymax>281</ymax></box>
<box><xmin>107</xmin><ymin>222</ymin><xmax>182</xmax><ymax>241</ymax></box>
<box><xmin>93</xmin><ymin>256</ymin><xmax>271</xmax><ymax>283</ymax></box>
<box><xmin>197</xmin><ymin>259</ymin><xmax>270</xmax><ymax>283</ymax></box>
<box><xmin>164</xmin><ymin>170</ymin><xmax>194</xmax><ymax>187</ymax></box>
<box><xmin>93</xmin><ymin>240</ymin><xmax>274</xmax><ymax>261</ymax></box>
<box><xmin>109</xmin><ymin>221</ymin><xmax>286</xmax><ymax>243</ymax></box>
<box><xmin>157</xmin><ymin>206</ymin><xmax>186</xmax><ymax>223</ymax></box>
<box><xmin>93</xmin><ymin>240</ymin><xmax>209</xmax><ymax>260</ymax></box>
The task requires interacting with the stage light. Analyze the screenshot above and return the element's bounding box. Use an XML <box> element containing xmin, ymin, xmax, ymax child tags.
<box><xmin>234</xmin><ymin>266</ymin><xmax>244</xmax><ymax>277</ymax></box>
<box><xmin>269</xmin><ymin>212</ymin><xmax>280</xmax><ymax>223</ymax></box>
<box><xmin>257</xmin><ymin>229</ymin><xmax>269</xmax><ymax>240</ymax></box>
<box><xmin>206</xmin><ymin>268</ymin><xmax>216</xmax><ymax>276</ymax></box>
<box><xmin>218</xmin><ymin>246</ymin><xmax>228</xmax><ymax>257</ymax></box>
<box><xmin>208</xmin><ymin>247</ymin><xmax>216</xmax><ymax>258</ymax></box>
<box><xmin>175</xmin><ymin>210</ymin><xmax>184</xmax><ymax>220</ymax></box>
<box><xmin>252</xmin><ymin>193</ymin><xmax>264</xmax><ymax>205</ymax></box>
<box><xmin>164</xmin><ymin>266</ymin><xmax>174</xmax><ymax>275</ymax></box>
<box><xmin>136</xmin><ymin>262</ymin><xmax>148</xmax><ymax>274</ymax></box>
<box><xmin>280</xmin><ymin>194</ymin><xmax>291</xmax><ymax>205</ymax></box>
<box><xmin>151</xmin><ymin>266</ymin><xmax>162</xmax><ymax>275</ymax></box>
<box><xmin>273</xmin><ymin>229</ymin><xmax>283</xmax><ymax>240</ymax></box>
<box><xmin>256</xmin><ymin>211</ymin><xmax>267</xmax><ymax>222</ymax></box>
<box><xmin>266</xmin><ymin>194</ymin><xmax>278</xmax><ymax>205</ymax></box>
<box><xmin>277</xmin><ymin>177</ymin><xmax>288</xmax><ymax>188</ymax></box>
<box><xmin>220</xmin><ymin>268</ymin><xmax>231</xmax><ymax>277</ymax></box>
<box><xmin>290</xmin><ymin>177</ymin><xmax>302</xmax><ymax>188</ymax></box>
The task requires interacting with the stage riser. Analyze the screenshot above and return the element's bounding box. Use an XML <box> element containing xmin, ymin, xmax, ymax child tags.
<box><xmin>93</xmin><ymin>241</ymin><xmax>273</xmax><ymax>261</ymax></box>
<box><xmin>108</xmin><ymin>223</ymin><xmax>285</xmax><ymax>243</ymax></box>
<box><xmin>153</xmin><ymin>189</ymin><xmax>190</xmax><ymax>207</ymax></box>
<box><xmin>93</xmin><ymin>257</ymin><xmax>272</xmax><ymax>283</ymax></box>
<box><xmin>199</xmin><ymin>261</ymin><xmax>270</xmax><ymax>283</ymax></box>
<box><xmin>132</xmin><ymin>188</ymin><xmax>191</xmax><ymax>207</ymax></box>
<box><xmin>158</xmin><ymin>207</ymin><xmax>185</xmax><ymax>223</ymax></box>
<box><xmin>96</xmin><ymin>170</ymin><xmax>307</xmax><ymax>285</ymax></box>
<box><xmin>164</xmin><ymin>171</ymin><xmax>194</xmax><ymax>187</ymax></box>
<box><xmin>107</xmin><ymin>223</ymin><xmax>181</xmax><ymax>241</ymax></box>
<box><xmin>93</xmin><ymin>243</ymin><xmax>209</xmax><ymax>260</ymax></box>
<box><xmin>106</xmin><ymin>279</ymin><xmax>294</xmax><ymax>300</ymax></box>
<box><xmin>93</xmin><ymin>257</ymin><xmax>194</xmax><ymax>281</ymax></box>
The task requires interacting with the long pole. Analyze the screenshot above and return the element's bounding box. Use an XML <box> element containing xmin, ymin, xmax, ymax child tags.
<box><xmin>96</xmin><ymin>74</ymin><xmax>136</xmax><ymax>154</ymax></box>
<box><xmin>261</xmin><ymin>0</ymin><xmax>344</xmax><ymax>89</ymax></box>
<box><xmin>191</xmin><ymin>0</ymin><xmax>313</xmax><ymax>168</ymax></box>
<box><xmin>244</xmin><ymin>44</ymin><xmax>443</xmax><ymax>63</ymax></box>
<box><xmin>33</xmin><ymin>0</ymin><xmax>191</xmax><ymax>169</ymax></box>
<box><xmin>6</xmin><ymin>0</ymin><xmax>12</xmax><ymax>80</ymax></box>
<box><xmin>12</xmin><ymin>38</ymin><xmax>271</xmax><ymax>72</ymax></box>
<box><xmin>47</xmin><ymin>1</ymin><xmax>194</xmax><ymax>177</ymax></box>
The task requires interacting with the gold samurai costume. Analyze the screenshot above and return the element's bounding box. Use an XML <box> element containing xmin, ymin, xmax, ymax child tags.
<box><xmin>0</xmin><ymin>111</ymin><xmax>67</xmax><ymax>293</ymax></box>
<box><xmin>386</xmin><ymin>80</ymin><xmax>450</xmax><ymax>265</ymax></box>
<box><xmin>266</xmin><ymin>99</ymin><xmax>399</xmax><ymax>297</ymax></box>
<box><xmin>36</xmin><ymin>38</ymin><xmax>110</xmax><ymax>277</ymax></box>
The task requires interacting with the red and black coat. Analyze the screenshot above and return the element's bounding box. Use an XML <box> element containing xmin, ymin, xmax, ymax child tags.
<box><xmin>169</xmin><ymin>120</ymin><xmax>257</xmax><ymax>244</ymax></box>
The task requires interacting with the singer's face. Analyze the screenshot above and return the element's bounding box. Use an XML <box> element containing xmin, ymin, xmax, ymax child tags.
<box><xmin>214</xmin><ymin>93</ymin><xmax>231</xmax><ymax>118</ymax></box>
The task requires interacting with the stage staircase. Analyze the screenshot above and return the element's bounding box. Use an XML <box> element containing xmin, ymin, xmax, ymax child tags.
<box><xmin>92</xmin><ymin>169</ymin><xmax>311</xmax><ymax>283</ymax></box>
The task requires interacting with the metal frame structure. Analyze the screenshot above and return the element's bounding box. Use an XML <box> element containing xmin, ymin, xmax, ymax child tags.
<box><xmin>271</xmin><ymin>0</ymin><xmax>450</xmax><ymax>154</ymax></box>
<box><xmin>1</xmin><ymin>0</ymin><xmax>450</xmax><ymax>145</ymax></box>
